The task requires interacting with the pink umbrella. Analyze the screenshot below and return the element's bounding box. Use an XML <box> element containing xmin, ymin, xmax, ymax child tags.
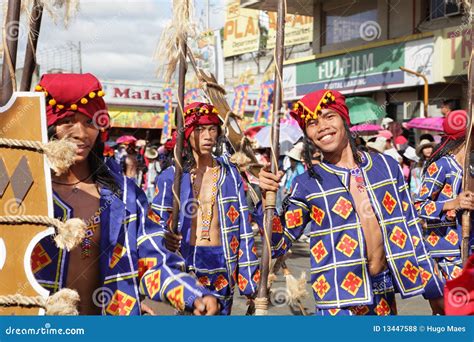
<box><xmin>350</xmin><ymin>124</ymin><xmax>382</xmax><ymax>133</ymax></box>
<box><xmin>116</xmin><ymin>135</ymin><xmax>137</xmax><ymax>145</ymax></box>
<box><xmin>406</xmin><ymin>117</ymin><xmax>444</xmax><ymax>132</ymax></box>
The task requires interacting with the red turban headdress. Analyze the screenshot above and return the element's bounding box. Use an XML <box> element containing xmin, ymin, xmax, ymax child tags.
<box><xmin>167</xmin><ymin>102</ymin><xmax>221</xmax><ymax>149</ymax></box>
<box><xmin>36</xmin><ymin>73</ymin><xmax>110</xmax><ymax>142</ymax></box>
<box><xmin>290</xmin><ymin>89</ymin><xmax>350</xmax><ymax>130</ymax></box>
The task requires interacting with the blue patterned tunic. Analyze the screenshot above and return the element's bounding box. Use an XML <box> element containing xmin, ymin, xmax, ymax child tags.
<box><xmin>415</xmin><ymin>155</ymin><xmax>474</xmax><ymax>279</ymax></box>
<box><xmin>33</xmin><ymin>160</ymin><xmax>209</xmax><ymax>315</ymax></box>
<box><xmin>151</xmin><ymin>154</ymin><xmax>259</xmax><ymax>315</ymax></box>
<box><xmin>255</xmin><ymin>152</ymin><xmax>444</xmax><ymax>310</ymax></box>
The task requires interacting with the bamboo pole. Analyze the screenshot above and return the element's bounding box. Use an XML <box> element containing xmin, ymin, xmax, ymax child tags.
<box><xmin>255</xmin><ymin>0</ymin><xmax>285</xmax><ymax>316</ymax></box>
<box><xmin>1</xmin><ymin>0</ymin><xmax>22</xmax><ymax>106</ymax></box>
<box><xmin>20</xmin><ymin>0</ymin><xmax>44</xmax><ymax>91</ymax></box>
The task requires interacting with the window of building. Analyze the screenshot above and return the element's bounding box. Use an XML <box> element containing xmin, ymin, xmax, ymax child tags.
<box><xmin>323</xmin><ymin>1</ymin><xmax>378</xmax><ymax>45</ymax></box>
<box><xmin>430</xmin><ymin>0</ymin><xmax>461</xmax><ymax>20</ymax></box>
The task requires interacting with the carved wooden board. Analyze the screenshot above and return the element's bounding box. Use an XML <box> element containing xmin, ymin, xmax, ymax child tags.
<box><xmin>0</xmin><ymin>92</ymin><xmax>54</xmax><ymax>315</ymax></box>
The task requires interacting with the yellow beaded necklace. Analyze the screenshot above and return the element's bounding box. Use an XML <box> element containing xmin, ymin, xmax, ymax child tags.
<box><xmin>191</xmin><ymin>160</ymin><xmax>220</xmax><ymax>241</ymax></box>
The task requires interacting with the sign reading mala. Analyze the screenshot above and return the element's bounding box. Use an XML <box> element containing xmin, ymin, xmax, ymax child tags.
<box><xmin>0</xmin><ymin>93</ymin><xmax>85</xmax><ymax>315</ymax></box>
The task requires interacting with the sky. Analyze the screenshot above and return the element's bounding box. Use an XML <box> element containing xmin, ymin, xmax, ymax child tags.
<box><xmin>1</xmin><ymin>0</ymin><xmax>226</xmax><ymax>82</ymax></box>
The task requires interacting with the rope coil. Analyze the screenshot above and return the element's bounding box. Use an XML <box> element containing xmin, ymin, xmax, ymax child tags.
<box><xmin>0</xmin><ymin>289</ymin><xmax>80</xmax><ymax>315</ymax></box>
<box><xmin>0</xmin><ymin>138</ymin><xmax>77</xmax><ymax>176</ymax></box>
<box><xmin>0</xmin><ymin>215</ymin><xmax>86</xmax><ymax>251</ymax></box>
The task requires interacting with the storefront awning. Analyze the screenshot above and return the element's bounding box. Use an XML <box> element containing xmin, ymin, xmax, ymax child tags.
<box><xmin>109</xmin><ymin>110</ymin><xmax>164</xmax><ymax>129</ymax></box>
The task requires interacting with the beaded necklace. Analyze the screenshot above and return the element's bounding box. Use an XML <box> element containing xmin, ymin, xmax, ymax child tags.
<box><xmin>349</xmin><ymin>154</ymin><xmax>366</xmax><ymax>193</ymax></box>
<box><xmin>191</xmin><ymin>161</ymin><xmax>220</xmax><ymax>241</ymax></box>
<box><xmin>81</xmin><ymin>212</ymin><xmax>100</xmax><ymax>258</ymax></box>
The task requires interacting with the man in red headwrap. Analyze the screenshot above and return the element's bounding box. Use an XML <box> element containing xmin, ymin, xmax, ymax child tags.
<box><xmin>415</xmin><ymin>110</ymin><xmax>474</xmax><ymax>282</ymax></box>
<box><xmin>32</xmin><ymin>74</ymin><xmax>219</xmax><ymax>315</ymax></box>
<box><xmin>257</xmin><ymin>89</ymin><xmax>445</xmax><ymax>315</ymax></box>
<box><xmin>151</xmin><ymin>102</ymin><xmax>260</xmax><ymax>315</ymax></box>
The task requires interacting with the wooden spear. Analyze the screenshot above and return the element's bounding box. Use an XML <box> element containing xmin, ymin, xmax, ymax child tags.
<box><xmin>255</xmin><ymin>0</ymin><xmax>286</xmax><ymax>316</ymax></box>
<box><xmin>461</xmin><ymin>50</ymin><xmax>474</xmax><ymax>264</ymax></box>
<box><xmin>170</xmin><ymin>0</ymin><xmax>188</xmax><ymax>234</ymax></box>
<box><xmin>20</xmin><ymin>0</ymin><xmax>43</xmax><ymax>91</ymax></box>
<box><xmin>1</xmin><ymin>0</ymin><xmax>22</xmax><ymax>106</ymax></box>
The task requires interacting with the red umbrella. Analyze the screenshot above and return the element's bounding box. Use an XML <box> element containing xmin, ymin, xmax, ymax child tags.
<box><xmin>116</xmin><ymin>135</ymin><xmax>137</xmax><ymax>145</ymax></box>
<box><xmin>244</xmin><ymin>123</ymin><xmax>270</xmax><ymax>139</ymax></box>
<box><xmin>406</xmin><ymin>117</ymin><xmax>444</xmax><ymax>132</ymax></box>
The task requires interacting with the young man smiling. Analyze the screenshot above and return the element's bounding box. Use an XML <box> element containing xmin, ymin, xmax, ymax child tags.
<box><xmin>151</xmin><ymin>102</ymin><xmax>259</xmax><ymax>315</ymax></box>
<box><xmin>32</xmin><ymin>74</ymin><xmax>218</xmax><ymax>315</ymax></box>
<box><xmin>258</xmin><ymin>89</ymin><xmax>445</xmax><ymax>315</ymax></box>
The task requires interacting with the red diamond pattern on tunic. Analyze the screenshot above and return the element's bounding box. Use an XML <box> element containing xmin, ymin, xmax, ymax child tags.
<box><xmin>402</xmin><ymin>201</ymin><xmax>409</xmax><ymax>212</ymax></box>
<box><xmin>105</xmin><ymin>290</ymin><xmax>137</xmax><ymax>315</ymax></box>
<box><xmin>253</xmin><ymin>270</ymin><xmax>261</xmax><ymax>284</ymax></box>
<box><xmin>214</xmin><ymin>275</ymin><xmax>229</xmax><ymax>291</ymax></box>
<box><xmin>230</xmin><ymin>235</ymin><xmax>239</xmax><ymax>254</ymax></box>
<box><xmin>311</xmin><ymin>205</ymin><xmax>325</xmax><ymax>226</ymax></box>
<box><xmin>341</xmin><ymin>272</ymin><xmax>363</xmax><ymax>296</ymax></box>
<box><xmin>442</xmin><ymin>184</ymin><xmax>453</xmax><ymax>198</ymax></box>
<box><xmin>350</xmin><ymin>305</ymin><xmax>370</xmax><ymax>315</ymax></box>
<box><xmin>382</xmin><ymin>191</ymin><xmax>397</xmax><ymax>215</ymax></box>
<box><xmin>328</xmin><ymin>308</ymin><xmax>340</xmax><ymax>316</ymax></box>
<box><xmin>445</xmin><ymin>230</ymin><xmax>459</xmax><ymax>246</ymax></box>
<box><xmin>336</xmin><ymin>234</ymin><xmax>358</xmax><ymax>257</ymax></box>
<box><xmin>426</xmin><ymin>231</ymin><xmax>440</xmax><ymax>247</ymax></box>
<box><xmin>138</xmin><ymin>257</ymin><xmax>157</xmax><ymax>280</ymax></box>
<box><xmin>252</xmin><ymin>245</ymin><xmax>258</xmax><ymax>257</ymax></box>
<box><xmin>411</xmin><ymin>235</ymin><xmax>420</xmax><ymax>248</ymax></box>
<box><xmin>227</xmin><ymin>205</ymin><xmax>240</xmax><ymax>224</ymax></box>
<box><xmin>31</xmin><ymin>243</ymin><xmax>52</xmax><ymax>274</ymax></box>
<box><xmin>109</xmin><ymin>243</ymin><xmax>127</xmax><ymax>269</ymax></box>
<box><xmin>272</xmin><ymin>215</ymin><xmax>283</xmax><ymax>233</ymax></box>
<box><xmin>198</xmin><ymin>276</ymin><xmax>210</xmax><ymax>286</ymax></box>
<box><xmin>166</xmin><ymin>285</ymin><xmax>185</xmax><ymax>311</ymax></box>
<box><xmin>238</xmin><ymin>274</ymin><xmax>249</xmax><ymax>291</ymax></box>
<box><xmin>285</xmin><ymin>209</ymin><xmax>303</xmax><ymax>228</ymax></box>
<box><xmin>312</xmin><ymin>275</ymin><xmax>331</xmax><ymax>299</ymax></box>
<box><xmin>144</xmin><ymin>269</ymin><xmax>161</xmax><ymax>298</ymax></box>
<box><xmin>332</xmin><ymin>197</ymin><xmax>353</xmax><ymax>219</ymax></box>
<box><xmin>424</xmin><ymin>202</ymin><xmax>437</xmax><ymax>216</ymax></box>
<box><xmin>389</xmin><ymin>226</ymin><xmax>407</xmax><ymax>249</ymax></box>
<box><xmin>238</xmin><ymin>249</ymin><xmax>244</xmax><ymax>259</ymax></box>
<box><xmin>427</xmin><ymin>163</ymin><xmax>438</xmax><ymax>177</ymax></box>
<box><xmin>419</xmin><ymin>186</ymin><xmax>429</xmax><ymax>197</ymax></box>
<box><xmin>374</xmin><ymin>298</ymin><xmax>391</xmax><ymax>316</ymax></box>
<box><xmin>311</xmin><ymin>240</ymin><xmax>328</xmax><ymax>263</ymax></box>
<box><xmin>419</xmin><ymin>267</ymin><xmax>432</xmax><ymax>285</ymax></box>
<box><xmin>401</xmin><ymin>260</ymin><xmax>420</xmax><ymax>284</ymax></box>
<box><xmin>451</xmin><ymin>266</ymin><xmax>462</xmax><ymax>279</ymax></box>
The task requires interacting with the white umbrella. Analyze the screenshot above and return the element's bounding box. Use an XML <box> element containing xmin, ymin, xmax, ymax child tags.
<box><xmin>254</xmin><ymin>122</ymin><xmax>303</xmax><ymax>155</ymax></box>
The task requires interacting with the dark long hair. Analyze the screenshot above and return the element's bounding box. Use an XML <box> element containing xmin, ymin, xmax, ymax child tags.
<box><xmin>48</xmin><ymin>126</ymin><xmax>121</xmax><ymax>195</ymax></box>
<box><xmin>423</xmin><ymin>137</ymin><xmax>465</xmax><ymax>174</ymax></box>
<box><xmin>302</xmin><ymin>121</ymin><xmax>362</xmax><ymax>179</ymax></box>
<box><xmin>182</xmin><ymin>126</ymin><xmax>225</xmax><ymax>173</ymax></box>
